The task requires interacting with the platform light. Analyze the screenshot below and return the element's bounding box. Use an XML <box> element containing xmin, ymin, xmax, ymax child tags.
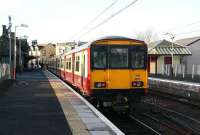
<box><xmin>13</xmin><ymin>24</ymin><xmax>29</xmax><ymax>80</ymax></box>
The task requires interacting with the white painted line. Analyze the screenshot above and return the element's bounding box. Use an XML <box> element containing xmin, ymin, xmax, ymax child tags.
<box><xmin>47</xmin><ymin>70</ymin><xmax>125</xmax><ymax>135</ymax></box>
<box><xmin>148</xmin><ymin>77</ymin><xmax>200</xmax><ymax>87</ymax></box>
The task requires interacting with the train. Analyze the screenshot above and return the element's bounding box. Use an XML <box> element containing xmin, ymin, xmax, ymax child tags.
<box><xmin>46</xmin><ymin>36</ymin><xmax>148</xmax><ymax>112</ymax></box>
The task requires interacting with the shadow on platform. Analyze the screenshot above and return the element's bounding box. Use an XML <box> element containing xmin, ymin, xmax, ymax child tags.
<box><xmin>0</xmin><ymin>69</ymin><xmax>72</xmax><ymax>135</ymax></box>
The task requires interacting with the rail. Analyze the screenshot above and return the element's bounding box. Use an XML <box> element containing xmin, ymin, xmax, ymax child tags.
<box><xmin>143</xmin><ymin>98</ymin><xmax>200</xmax><ymax>135</ymax></box>
<box><xmin>129</xmin><ymin>115</ymin><xmax>161</xmax><ymax>135</ymax></box>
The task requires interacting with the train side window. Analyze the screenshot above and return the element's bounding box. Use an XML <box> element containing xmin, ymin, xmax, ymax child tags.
<box><xmin>56</xmin><ymin>59</ymin><xmax>59</xmax><ymax>67</ymax></box>
<box><xmin>61</xmin><ymin>60</ymin><xmax>63</xmax><ymax>68</ymax></box>
<box><xmin>62</xmin><ymin>59</ymin><xmax>64</xmax><ymax>68</ymax></box>
<box><xmin>69</xmin><ymin>58</ymin><xmax>71</xmax><ymax>70</ymax></box>
<box><xmin>63</xmin><ymin>60</ymin><xmax>65</xmax><ymax>69</ymax></box>
<box><xmin>59</xmin><ymin>59</ymin><xmax>62</xmax><ymax>68</ymax></box>
<box><xmin>68</xmin><ymin>58</ymin><xmax>70</xmax><ymax>70</ymax></box>
<box><xmin>66</xmin><ymin>58</ymin><xmax>68</xmax><ymax>69</ymax></box>
<box><xmin>68</xmin><ymin>58</ymin><xmax>71</xmax><ymax>70</ymax></box>
<box><xmin>75</xmin><ymin>56</ymin><xmax>80</xmax><ymax>72</ymax></box>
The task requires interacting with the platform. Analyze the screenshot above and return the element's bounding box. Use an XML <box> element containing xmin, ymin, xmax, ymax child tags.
<box><xmin>0</xmin><ymin>69</ymin><xmax>123</xmax><ymax>135</ymax></box>
<box><xmin>149</xmin><ymin>77</ymin><xmax>200</xmax><ymax>101</ymax></box>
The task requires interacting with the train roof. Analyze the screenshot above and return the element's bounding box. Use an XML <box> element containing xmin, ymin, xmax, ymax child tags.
<box><xmin>63</xmin><ymin>36</ymin><xmax>145</xmax><ymax>56</ymax></box>
<box><xmin>95</xmin><ymin>36</ymin><xmax>144</xmax><ymax>42</ymax></box>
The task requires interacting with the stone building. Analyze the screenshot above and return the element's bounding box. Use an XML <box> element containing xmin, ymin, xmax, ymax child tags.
<box><xmin>148</xmin><ymin>39</ymin><xmax>191</xmax><ymax>74</ymax></box>
<box><xmin>0</xmin><ymin>25</ymin><xmax>13</xmax><ymax>63</ymax></box>
<box><xmin>175</xmin><ymin>36</ymin><xmax>200</xmax><ymax>74</ymax></box>
<box><xmin>0</xmin><ymin>25</ymin><xmax>29</xmax><ymax>72</ymax></box>
<box><xmin>39</xmin><ymin>43</ymin><xmax>56</xmax><ymax>63</ymax></box>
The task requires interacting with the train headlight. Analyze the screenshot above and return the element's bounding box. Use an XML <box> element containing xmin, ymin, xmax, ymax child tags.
<box><xmin>94</xmin><ymin>82</ymin><xmax>106</xmax><ymax>88</ymax></box>
<box><xmin>132</xmin><ymin>81</ymin><xmax>143</xmax><ymax>87</ymax></box>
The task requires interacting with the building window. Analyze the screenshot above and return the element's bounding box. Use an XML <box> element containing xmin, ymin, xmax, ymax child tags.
<box><xmin>42</xmin><ymin>50</ymin><xmax>46</xmax><ymax>56</ymax></box>
<box><xmin>164</xmin><ymin>57</ymin><xmax>172</xmax><ymax>64</ymax></box>
<box><xmin>59</xmin><ymin>49</ymin><xmax>64</xmax><ymax>54</ymax></box>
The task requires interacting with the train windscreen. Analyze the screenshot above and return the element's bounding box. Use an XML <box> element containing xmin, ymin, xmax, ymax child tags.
<box><xmin>131</xmin><ymin>46</ymin><xmax>147</xmax><ymax>69</ymax></box>
<box><xmin>91</xmin><ymin>45</ymin><xmax>147</xmax><ymax>69</ymax></box>
<box><xmin>110</xmin><ymin>47</ymin><xmax>129</xmax><ymax>68</ymax></box>
<box><xmin>92</xmin><ymin>46</ymin><xmax>107</xmax><ymax>69</ymax></box>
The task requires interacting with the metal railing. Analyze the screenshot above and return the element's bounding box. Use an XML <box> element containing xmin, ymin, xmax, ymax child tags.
<box><xmin>150</xmin><ymin>64</ymin><xmax>200</xmax><ymax>83</ymax></box>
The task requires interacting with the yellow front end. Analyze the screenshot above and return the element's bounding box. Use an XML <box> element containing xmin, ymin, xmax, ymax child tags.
<box><xmin>91</xmin><ymin>69</ymin><xmax>148</xmax><ymax>90</ymax></box>
<box><xmin>90</xmin><ymin>37</ymin><xmax>148</xmax><ymax>98</ymax></box>
<box><xmin>89</xmin><ymin>37</ymin><xmax>148</xmax><ymax>111</ymax></box>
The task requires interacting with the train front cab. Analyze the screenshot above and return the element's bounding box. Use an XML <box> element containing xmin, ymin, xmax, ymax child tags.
<box><xmin>89</xmin><ymin>39</ymin><xmax>148</xmax><ymax>110</ymax></box>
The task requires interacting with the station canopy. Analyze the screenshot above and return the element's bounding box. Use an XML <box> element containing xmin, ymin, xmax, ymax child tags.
<box><xmin>148</xmin><ymin>40</ymin><xmax>191</xmax><ymax>55</ymax></box>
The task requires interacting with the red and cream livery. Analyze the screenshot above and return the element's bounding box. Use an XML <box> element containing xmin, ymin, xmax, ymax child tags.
<box><xmin>47</xmin><ymin>36</ymin><xmax>148</xmax><ymax>110</ymax></box>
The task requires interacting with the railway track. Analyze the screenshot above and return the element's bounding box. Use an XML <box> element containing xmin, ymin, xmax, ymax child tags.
<box><xmin>129</xmin><ymin>115</ymin><xmax>161</xmax><ymax>135</ymax></box>
<box><xmin>135</xmin><ymin>111</ymin><xmax>196</xmax><ymax>135</ymax></box>
<box><xmin>50</xmin><ymin>71</ymin><xmax>200</xmax><ymax>135</ymax></box>
<box><xmin>149</xmin><ymin>90</ymin><xmax>200</xmax><ymax>108</ymax></box>
<box><xmin>102</xmin><ymin>111</ymin><xmax>160</xmax><ymax>135</ymax></box>
<box><xmin>94</xmin><ymin>92</ymin><xmax>200</xmax><ymax>135</ymax></box>
<box><xmin>141</xmin><ymin>94</ymin><xmax>200</xmax><ymax>135</ymax></box>
<box><xmin>131</xmin><ymin>113</ymin><xmax>188</xmax><ymax>135</ymax></box>
<box><xmin>51</xmin><ymin>71</ymin><xmax>159</xmax><ymax>134</ymax></box>
<box><xmin>103</xmin><ymin>102</ymin><xmax>200</xmax><ymax>135</ymax></box>
<box><xmin>148</xmin><ymin>104</ymin><xmax>200</xmax><ymax>134</ymax></box>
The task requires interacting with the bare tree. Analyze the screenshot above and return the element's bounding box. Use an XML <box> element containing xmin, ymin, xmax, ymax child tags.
<box><xmin>136</xmin><ymin>29</ymin><xmax>159</xmax><ymax>45</ymax></box>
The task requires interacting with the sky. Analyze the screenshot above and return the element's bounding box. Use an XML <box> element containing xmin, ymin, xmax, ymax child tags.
<box><xmin>0</xmin><ymin>0</ymin><xmax>200</xmax><ymax>44</ymax></box>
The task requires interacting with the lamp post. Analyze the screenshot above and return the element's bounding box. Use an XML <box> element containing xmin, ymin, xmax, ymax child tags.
<box><xmin>8</xmin><ymin>16</ymin><xmax>12</xmax><ymax>79</ymax></box>
<box><xmin>35</xmin><ymin>45</ymin><xmax>40</xmax><ymax>68</ymax></box>
<box><xmin>14</xmin><ymin>24</ymin><xmax>28</xmax><ymax>80</ymax></box>
<box><xmin>18</xmin><ymin>35</ymin><xmax>28</xmax><ymax>73</ymax></box>
<box><xmin>165</xmin><ymin>32</ymin><xmax>175</xmax><ymax>75</ymax></box>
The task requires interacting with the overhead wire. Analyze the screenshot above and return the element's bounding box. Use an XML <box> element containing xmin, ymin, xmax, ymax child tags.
<box><xmin>163</xmin><ymin>20</ymin><xmax>200</xmax><ymax>39</ymax></box>
<box><xmin>167</xmin><ymin>20</ymin><xmax>200</xmax><ymax>32</ymax></box>
<box><xmin>70</xmin><ymin>0</ymin><xmax>119</xmax><ymax>40</ymax></box>
<box><xmin>76</xmin><ymin>0</ymin><xmax>139</xmax><ymax>40</ymax></box>
<box><xmin>175</xmin><ymin>29</ymin><xmax>200</xmax><ymax>37</ymax></box>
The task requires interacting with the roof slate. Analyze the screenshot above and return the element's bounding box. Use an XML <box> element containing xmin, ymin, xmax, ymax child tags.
<box><xmin>175</xmin><ymin>36</ymin><xmax>200</xmax><ymax>46</ymax></box>
<box><xmin>148</xmin><ymin>39</ymin><xmax>191</xmax><ymax>55</ymax></box>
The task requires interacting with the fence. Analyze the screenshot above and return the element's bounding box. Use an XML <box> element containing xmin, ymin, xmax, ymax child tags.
<box><xmin>150</xmin><ymin>64</ymin><xmax>200</xmax><ymax>83</ymax></box>
<box><xmin>0</xmin><ymin>63</ymin><xmax>10</xmax><ymax>81</ymax></box>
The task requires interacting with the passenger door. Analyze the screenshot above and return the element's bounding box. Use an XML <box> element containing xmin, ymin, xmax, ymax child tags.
<box><xmin>81</xmin><ymin>53</ymin><xmax>85</xmax><ymax>87</ymax></box>
<box><xmin>72</xmin><ymin>54</ymin><xmax>75</xmax><ymax>84</ymax></box>
<box><xmin>107</xmin><ymin>46</ymin><xmax>131</xmax><ymax>89</ymax></box>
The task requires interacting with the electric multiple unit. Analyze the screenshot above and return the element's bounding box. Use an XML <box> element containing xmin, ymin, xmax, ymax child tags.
<box><xmin>47</xmin><ymin>36</ymin><xmax>148</xmax><ymax>111</ymax></box>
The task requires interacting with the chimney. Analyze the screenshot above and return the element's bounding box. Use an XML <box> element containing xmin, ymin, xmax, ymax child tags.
<box><xmin>2</xmin><ymin>25</ymin><xmax>7</xmax><ymax>35</ymax></box>
<box><xmin>32</xmin><ymin>40</ymin><xmax>38</xmax><ymax>46</ymax></box>
<box><xmin>11</xmin><ymin>32</ymin><xmax>15</xmax><ymax>39</ymax></box>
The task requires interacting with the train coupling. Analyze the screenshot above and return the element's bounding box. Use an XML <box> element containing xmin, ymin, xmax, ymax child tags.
<box><xmin>112</xmin><ymin>95</ymin><xmax>129</xmax><ymax>112</ymax></box>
